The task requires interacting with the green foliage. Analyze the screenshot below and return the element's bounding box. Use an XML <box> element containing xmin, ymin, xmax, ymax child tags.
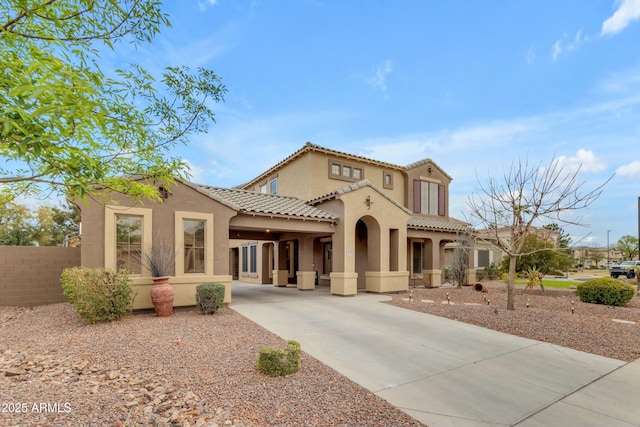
<box><xmin>524</xmin><ymin>266</ymin><xmax>544</xmax><ymax>290</ymax></box>
<box><xmin>500</xmin><ymin>234</ymin><xmax>573</xmax><ymax>275</ymax></box>
<box><xmin>195</xmin><ymin>283</ymin><xmax>225</xmax><ymax>314</ymax></box>
<box><xmin>442</xmin><ymin>265</ymin><xmax>452</xmax><ymax>282</ymax></box>
<box><xmin>616</xmin><ymin>235</ymin><xmax>639</xmax><ymax>260</ymax></box>
<box><xmin>0</xmin><ymin>1</ymin><xmax>226</xmax><ymax>203</ymax></box>
<box><xmin>0</xmin><ymin>201</ymin><xmax>79</xmax><ymax>246</ymax></box>
<box><xmin>575</xmin><ymin>278</ymin><xmax>635</xmax><ymax>307</ymax></box>
<box><xmin>256</xmin><ymin>340</ymin><xmax>301</xmax><ymax>377</ymax></box>
<box><xmin>480</xmin><ymin>262</ymin><xmax>502</xmax><ymax>280</ymax></box>
<box><xmin>61</xmin><ymin>267</ymin><xmax>136</xmax><ymax>323</ymax></box>
<box><xmin>0</xmin><ymin>201</ymin><xmax>36</xmax><ymax>245</ymax></box>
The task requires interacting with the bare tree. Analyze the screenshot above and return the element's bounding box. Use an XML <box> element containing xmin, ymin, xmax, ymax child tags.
<box><xmin>468</xmin><ymin>157</ymin><xmax>610</xmax><ymax>310</ymax></box>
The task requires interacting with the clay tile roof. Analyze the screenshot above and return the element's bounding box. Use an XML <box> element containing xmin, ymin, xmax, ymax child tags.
<box><xmin>407</xmin><ymin>216</ymin><xmax>470</xmax><ymax>232</ymax></box>
<box><xmin>194</xmin><ymin>185</ymin><xmax>338</xmax><ymax>221</ymax></box>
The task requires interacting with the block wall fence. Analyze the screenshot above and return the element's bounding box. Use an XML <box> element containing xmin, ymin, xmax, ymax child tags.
<box><xmin>0</xmin><ymin>246</ymin><xmax>81</xmax><ymax>307</ymax></box>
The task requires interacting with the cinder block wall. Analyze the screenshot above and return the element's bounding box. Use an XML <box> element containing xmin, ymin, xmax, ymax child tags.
<box><xmin>0</xmin><ymin>246</ymin><xmax>81</xmax><ymax>307</ymax></box>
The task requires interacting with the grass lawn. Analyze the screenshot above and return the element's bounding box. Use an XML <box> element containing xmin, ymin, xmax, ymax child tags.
<box><xmin>515</xmin><ymin>279</ymin><xmax>577</xmax><ymax>289</ymax></box>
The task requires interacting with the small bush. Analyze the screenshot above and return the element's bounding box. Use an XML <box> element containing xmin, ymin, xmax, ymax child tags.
<box><xmin>61</xmin><ymin>267</ymin><xmax>136</xmax><ymax>323</ymax></box>
<box><xmin>483</xmin><ymin>262</ymin><xmax>501</xmax><ymax>280</ymax></box>
<box><xmin>195</xmin><ymin>283</ymin><xmax>226</xmax><ymax>314</ymax></box>
<box><xmin>575</xmin><ymin>278</ymin><xmax>635</xmax><ymax>307</ymax></box>
<box><xmin>257</xmin><ymin>340</ymin><xmax>301</xmax><ymax>377</ymax></box>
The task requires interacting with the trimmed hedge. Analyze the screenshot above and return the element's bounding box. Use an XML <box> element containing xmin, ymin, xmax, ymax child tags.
<box><xmin>575</xmin><ymin>277</ymin><xmax>635</xmax><ymax>307</ymax></box>
<box><xmin>60</xmin><ymin>267</ymin><xmax>136</xmax><ymax>323</ymax></box>
<box><xmin>195</xmin><ymin>283</ymin><xmax>226</xmax><ymax>314</ymax></box>
<box><xmin>256</xmin><ymin>340</ymin><xmax>301</xmax><ymax>377</ymax></box>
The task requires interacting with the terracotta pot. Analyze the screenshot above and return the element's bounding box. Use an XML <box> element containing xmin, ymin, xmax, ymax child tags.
<box><xmin>151</xmin><ymin>276</ymin><xmax>174</xmax><ymax>317</ymax></box>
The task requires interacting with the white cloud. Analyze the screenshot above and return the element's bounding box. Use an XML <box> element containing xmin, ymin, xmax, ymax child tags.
<box><xmin>552</xmin><ymin>40</ymin><xmax>562</xmax><ymax>62</ymax></box>
<box><xmin>181</xmin><ymin>159</ymin><xmax>204</xmax><ymax>183</ymax></box>
<box><xmin>602</xmin><ymin>0</ymin><xmax>640</xmax><ymax>36</ymax></box>
<box><xmin>367</xmin><ymin>60</ymin><xmax>393</xmax><ymax>91</ymax></box>
<box><xmin>615</xmin><ymin>160</ymin><xmax>640</xmax><ymax>178</ymax></box>
<box><xmin>198</xmin><ymin>0</ymin><xmax>218</xmax><ymax>11</ymax></box>
<box><xmin>526</xmin><ymin>46</ymin><xmax>535</xmax><ymax>65</ymax></box>
<box><xmin>551</xmin><ymin>29</ymin><xmax>589</xmax><ymax>61</ymax></box>
<box><xmin>554</xmin><ymin>149</ymin><xmax>607</xmax><ymax>173</ymax></box>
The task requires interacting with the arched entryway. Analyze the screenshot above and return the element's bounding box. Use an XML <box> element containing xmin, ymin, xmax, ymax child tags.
<box><xmin>354</xmin><ymin>216</ymin><xmax>381</xmax><ymax>289</ymax></box>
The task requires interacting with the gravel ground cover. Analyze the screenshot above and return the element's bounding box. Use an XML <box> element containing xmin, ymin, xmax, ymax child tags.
<box><xmin>0</xmin><ymin>304</ymin><xmax>424</xmax><ymax>427</ymax></box>
<box><xmin>386</xmin><ymin>281</ymin><xmax>640</xmax><ymax>362</ymax></box>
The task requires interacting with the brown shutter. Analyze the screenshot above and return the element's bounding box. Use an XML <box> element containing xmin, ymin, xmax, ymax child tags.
<box><xmin>438</xmin><ymin>184</ymin><xmax>445</xmax><ymax>216</ymax></box>
<box><xmin>413</xmin><ymin>180</ymin><xmax>421</xmax><ymax>213</ymax></box>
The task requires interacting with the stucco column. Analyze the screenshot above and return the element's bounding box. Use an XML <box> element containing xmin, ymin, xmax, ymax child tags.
<box><xmin>423</xmin><ymin>238</ymin><xmax>442</xmax><ymax>288</ymax></box>
<box><xmin>273</xmin><ymin>241</ymin><xmax>288</xmax><ymax>287</ymax></box>
<box><xmin>296</xmin><ymin>236</ymin><xmax>316</xmax><ymax>290</ymax></box>
<box><xmin>466</xmin><ymin>249</ymin><xmax>477</xmax><ymax>285</ymax></box>
<box><xmin>330</xmin><ymin>217</ymin><xmax>358</xmax><ymax>296</ymax></box>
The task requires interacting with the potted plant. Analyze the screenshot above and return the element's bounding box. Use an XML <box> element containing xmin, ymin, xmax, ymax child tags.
<box><xmin>144</xmin><ymin>240</ymin><xmax>176</xmax><ymax>317</ymax></box>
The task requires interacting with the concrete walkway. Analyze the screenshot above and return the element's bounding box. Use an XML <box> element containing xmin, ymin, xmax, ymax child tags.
<box><xmin>230</xmin><ymin>282</ymin><xmax>640</xmax><ymax>427</ymax></box>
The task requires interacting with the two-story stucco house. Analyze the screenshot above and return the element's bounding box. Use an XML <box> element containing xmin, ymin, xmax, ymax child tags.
<box><xmin>79</xmin><ymin>142</ymin><xmax>472</xmax><ymax>309</ymax></box>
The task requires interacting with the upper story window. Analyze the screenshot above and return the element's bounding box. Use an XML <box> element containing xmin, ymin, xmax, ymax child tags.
<box><xmin>269</xmin><ymin>177</ymin><xmax>277</xmax><ymax>194</ymax></box>
<box><xmin>116</xmin><ymin>215</ymin><xmax>142</xmax><ymax>274</ymax></box>
<box><xmin>260</xmin><ymin>183</ymin><xmax>267</xmax><ymax>194</ymax></box>
<box><xmin>329</xmin><ymin>160</ymin><xmax>364</xmax><ymax>182</ymax></box>
<box><xmin>383</xmin><ymin>171</ymin><xmax>393</xmax><ymax>189</ymax></box>
<box><xmin>413</xmin><ymin>179</ymin><xmax>445</xmax><ymax>216</ymax></box>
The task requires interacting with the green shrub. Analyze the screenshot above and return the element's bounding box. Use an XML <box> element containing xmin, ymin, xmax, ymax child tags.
<box><xmin>61</xmin><ymin>267</ymin><xmax>136</xmax><ymax>323</ymax></box>
<box><xmin>195</xmin><ymin>283</ymin><xmax>226</xmax><ymax>314</ymax></box>
<box><xmin>575</xmin><ymin>278</ymin><xmax>635</xmax><ymax>307</ymax></box>
<box><xmin>256</xmin><ymin>340</ymin><xmax>301</xmax><ymax>377</ymax></box>
<box><xmin>483</xmin><ymin>262</ymin><xmax>501</xmax><ymax>280</ymax></box>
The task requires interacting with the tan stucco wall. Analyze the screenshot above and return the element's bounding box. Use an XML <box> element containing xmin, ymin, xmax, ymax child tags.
<box><xmin>79</xmin><ymin>180</ymin><xmax>237</xmax><ymax>308</ymax></box>
<box><xmin>405</xmin><ymin>161</ymin><xmax>451</xmax><ymax>217</ymax></box>
<box><xmin>317</xmin><ymin>185</ymin><xmax>410</xmax><ymax>294</ymax></box>
<box><xmin>245</xmin><ymin>151</ymin><xmax>406</xmax><ymax>205</ymax></box>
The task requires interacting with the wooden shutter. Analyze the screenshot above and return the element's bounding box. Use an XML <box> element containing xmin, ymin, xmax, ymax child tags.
<box><xmin>413</xmin><ymin>180</ymin><xmax>421</xmax><ymax>213</ymax></box>
<box><xmin>438</xmin><ymin>184</ymin><xmax>445</xmax><ymax>216</ymax></box>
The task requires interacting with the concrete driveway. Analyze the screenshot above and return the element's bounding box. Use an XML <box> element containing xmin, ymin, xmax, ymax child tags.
<box><xmin>230</xmin><ymin>282</ymin><xmax>640</xmax><ymax>427</ymax></box>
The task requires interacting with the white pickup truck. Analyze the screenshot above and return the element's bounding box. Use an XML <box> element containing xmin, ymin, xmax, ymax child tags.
<box><xmin>609</xmin><ymin>260</ymin><xmax>640</xmax><ymax>278</ymax></box>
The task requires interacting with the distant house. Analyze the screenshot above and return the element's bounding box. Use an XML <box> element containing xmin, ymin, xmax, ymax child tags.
<box><xmin>79</xmin><ymin>142</ymin><xmax>474</xmax><ymax>309</ymax></box>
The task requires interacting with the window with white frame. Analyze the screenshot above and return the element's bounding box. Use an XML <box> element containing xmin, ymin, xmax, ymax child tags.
<box><xmin>250</xmin><ymin>244</ymin><xmax>257</xmax><ymax>273</ymax></box>
<box><xmin>269</xmin><ymin>177</ymin><xmax>277</xmax><ymax>194</ymax></box>
<box><xmin>241</xmin><ymin>243</ymin><xmax>258</xmax><ymax>276</ymax></box>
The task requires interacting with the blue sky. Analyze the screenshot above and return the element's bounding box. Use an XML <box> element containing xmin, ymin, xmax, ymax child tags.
<box><xmin>70</xmin><ymin>1</ymin><xmax>640</xmax><ymax>248</ymax></box>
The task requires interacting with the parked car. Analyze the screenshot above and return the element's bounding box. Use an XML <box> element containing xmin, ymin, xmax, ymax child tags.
<box><xmin>609</xmin><ymin>260</ymin><xmax>640</xmax><ymax>278</ymax></box>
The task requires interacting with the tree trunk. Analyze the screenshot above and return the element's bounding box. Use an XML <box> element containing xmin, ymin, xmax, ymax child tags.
<box><xmin>507</xmin><ymin>255</ymin><xmax>517</xmax><ymax>310</ymax></box>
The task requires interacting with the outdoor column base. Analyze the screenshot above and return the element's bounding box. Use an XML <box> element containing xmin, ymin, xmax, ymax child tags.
<box><xmin>423</xmin><ymin>269</ymin><xmax>442</xmax><ymax>288</ymax></box>
<box><xmin>272</xmin><ymin>270</ymin><xmax>289</xmax><ymax>287</ymax></box>
<box><xmin>365</xmin><ymin>271</ymin><xmax>409</xmax><ymax>293</ymax></box>
<box><xmin>466</xmin><ymin>269</ymin><xmax>477</xmax><ymax>285</ymax></box>
<box><xmin>296</xmin><ymin>271</ymin><xmax>316</xmax><ymax>290</ymax></box>
<box><xmin>330</xmin><ymin>272</ymin><xmax>358</xmax><ymax>296</ymax></box>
